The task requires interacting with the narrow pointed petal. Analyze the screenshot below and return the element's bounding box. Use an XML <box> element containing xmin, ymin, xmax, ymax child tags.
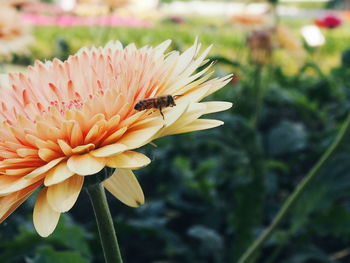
<box><xmin>44</xmin><ymin>161</ymin><xmax>75</xmax><ymax>186</ymax></box>
<box><xmin>106</xmin><ymin>151</ymin><xmax>151</xmax><ymax>169</ymax></box>
<box><xmin>205</xmin><ymin>75</ymin><xmax>233</xmax><ymax>97</ymax></box>
<box><xmin>162</xmin><ymin>103</ymin><xmax>188</xmax><ymax>127</ymax></box>
<box><xmin>47</xmin><ymin>175</ymin><xmax>83</xmax><ymax>212</ymax></box>
<box><xmin>172</xmin><ymin>119</ymin><xmax>224</xmax><ymax>134</ymax></box>
<box><xmin>104</xmin><ymin>169</ymin><xmax>144</xmax><ymax>207</ymax></box>
<box><xmin>161</xmin><ymin>103</ymin><xmax>206</xmax><ymax>136</ymax></box>
<box><xmin>202</xmin><ymin>101</ymin><xmax>233</xmax><ymax>114</ymax></box>
<box><xmin>33</xmin><ymin>188</ymin><xmax>61</xmax><ymax>237</ymax></box>
<box><xmin>177</xmin><ymin>85</ymin><xmax>211</xmax><ymax>104</ymax></box>
<box><xmin>67</xmin><ymin>153</ymin><xmax>106</xmax><ymax>175</ymax></box>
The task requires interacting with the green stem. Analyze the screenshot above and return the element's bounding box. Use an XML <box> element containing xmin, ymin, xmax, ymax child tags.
<box><xmin>251</xmin><ymin>66</ymin><xmax>263</xmax><ymax>128</ymax></box>
<box><xmin>86</xmin><ymin>183</ymin><xmax>123</xmax><ymax>263</ymax></box>
<box><xmin>0</xmin><ymin>63</ymin><xmax>5</xmax><ymax>74</ymax></box>
<box><xmin>237</xmin><ymin>112</ymin><xmax>350</xmax><ymax>263</ymax></box>
<box><xmin>271</xmin><ymin>2</ymin><xmax>279</xmax><ymax>28</ymax></box>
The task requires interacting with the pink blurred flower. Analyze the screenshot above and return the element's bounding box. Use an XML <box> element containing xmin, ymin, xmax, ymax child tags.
<box><xmin>22</xmin><ymin>13</ymin><xmax>152</xmax><ymax>28</ymax></box>
<box><xmin>170</xmin><ymin>16</ymin><xmax>185</xmax><ymax>24</ymax></box>
<box><xmin>22</xmin><ymin>2</ymin><xmax>63</xmax><ymax>16</ymax></box>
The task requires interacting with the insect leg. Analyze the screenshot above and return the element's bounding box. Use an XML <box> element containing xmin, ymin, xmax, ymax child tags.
<box><xmin>159</xmin><ymin>106</ymin><xmax>165</xmax><ymax>120</ymax></box>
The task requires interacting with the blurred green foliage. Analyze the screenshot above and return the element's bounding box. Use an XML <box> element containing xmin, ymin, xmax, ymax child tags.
<box><xmin>26</xmin><ymin>18</ymin><xmax>350</xmax><ymax>73</ymax></box>
<box><xmin>2</xmin><ymin>17</ymin><xmax>350</xmax><ymax>263</ymax></box>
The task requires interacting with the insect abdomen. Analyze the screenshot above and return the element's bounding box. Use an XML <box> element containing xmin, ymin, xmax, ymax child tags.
<box><xmin>134</xmin><ymin>98</ymin><xmax>157</xmax><ymax>110</ymax></box>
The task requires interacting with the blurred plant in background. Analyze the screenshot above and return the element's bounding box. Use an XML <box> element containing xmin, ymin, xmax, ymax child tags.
<box><xmin>231</xmin><ymin>13</ymin><xmax>267</xmax><ymax>29</ymax></box>
<box><xmin>1</xmin><ymin>0</ymin><xmax>37</xmax><ymax>10</ymax></box>
<box><xmin>247</xmin><ymin>28</ymin><xmax>273</xmax><ymax>66</ymax></box>
<box><xmin>0</xmin><ymin>5</ymin><xmax>33</xmax><ymax>64</ymax></box>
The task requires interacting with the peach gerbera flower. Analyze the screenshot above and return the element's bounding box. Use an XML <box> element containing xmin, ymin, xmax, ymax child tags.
<box><xmin>0</xmin><ymin>40</ymin><xmax>232</xmax><ymax>237</ymax></box>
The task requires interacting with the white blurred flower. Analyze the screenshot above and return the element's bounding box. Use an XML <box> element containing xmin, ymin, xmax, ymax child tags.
<box><xmin>301</xmin><ymin>25</ymin><xmax>325</xmax><ymax>47</ymax></box>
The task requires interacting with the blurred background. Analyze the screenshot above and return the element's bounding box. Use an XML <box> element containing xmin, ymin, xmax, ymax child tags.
<box><xmin>1</xmin><ymin>0</ymin><xmax>350</xmax><ymax>262</ymax></box>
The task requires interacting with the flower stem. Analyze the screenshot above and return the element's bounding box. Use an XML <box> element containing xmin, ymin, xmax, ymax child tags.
<box><xmin>86</xmin><ymin>183</ymin><xmax>123</xmax><ymax>263</ymax></box>
<box><xmin>251</xmin><ymin>65</ymin><xmax>263</xmax><ymax>128</ymax></box>
<box><xmin>237</xmin><ymin>112</ymin><xmax>350</xmax><ymax>263</ymax></box>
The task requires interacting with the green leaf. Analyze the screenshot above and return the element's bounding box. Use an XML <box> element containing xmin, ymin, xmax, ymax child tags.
<box><xmin>0</xmin><ymin>214</ymin><xmax>91</xmax><ymax>263</ymax></box>
<box><xmin>29</xmin><ymin>247</ymin><xmax>89</xmax><ymax>263</ymax></box>
<box><xmin>267</xmin><ymin>121</ymin><xmax>307</xmax><ymax>156</ymax></box>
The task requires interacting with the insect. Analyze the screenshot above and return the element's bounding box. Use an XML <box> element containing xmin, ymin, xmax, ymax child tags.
<box><xmin>134</xmin><ymin>95</ymin><xmax>182</xmax><ymax>119</ymax></box>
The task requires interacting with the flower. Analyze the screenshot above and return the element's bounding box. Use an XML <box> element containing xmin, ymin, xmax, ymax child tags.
<box><xmin>22</xmin><ymin>14</ymin><xmax>152</xmax><ymax>28</ymax></box>
<box><xmin>0</xmin><ymin>6</ymin><xmax>33</xmax><ymax>60</ymax></box>
<box><xmin>275</xmin><ymin>25</ymin><xmax>306</xmax><ymax>60</ymax></box>
<box><xmin>231</xmin><ymin>13</ymin><xmax>266</xmax><ymax>27</ymax></box>
<box><xmin>247</xmin><ymin>28</ymin><xmax>273</xmax><ymax>65</ymax></box>
<box><xmin>276</xmin><ymin>25</ymin><xmax>303</xmax><ymax>52</ymax></box>
<box><xmin>169</xmin><ymin>16</ymin><xmax>185</xmax><ymax>24</ymax></box>
<box><xmin>0</xmin><ymin>40</ymin><xmax>232</xmax><ymax>237</ymax></box>
<box><xmin>314</xmin><ymin>15</ymin><xmax>342</xmax><ymax>29</ymax></box>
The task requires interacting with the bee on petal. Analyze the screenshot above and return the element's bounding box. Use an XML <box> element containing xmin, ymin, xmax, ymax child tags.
<box><xmin>134</xmin><ymin>95</ymin><xmax>182</xmax><ymax>119</ymax></box>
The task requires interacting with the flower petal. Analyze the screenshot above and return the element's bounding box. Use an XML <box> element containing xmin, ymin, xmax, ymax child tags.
<box><xmin>38</xmin><ymin>148</ymin><xmax>61</xmax><ymax>162</ymax></box>
<box><xmin>161</xmin><ymin>102</ymin><xmax>188</xmax><ymax>127</ymax></box>
<box><xmin>100</xmin><ymin>127</ymin><xmax>127</xmax><ymax>146</ymax></box>
<box><xmin>177</xmin><ymin>83</ymin><xmax>211</xmax><ymax>104</ymax></box>
<box><xmin>0</xmin><ymin>195</ymin><xmax>29</xmax><ymax>223</ymax></box>
<box><xmin>106</xmin><ymin>151</ymin><xmax>151</xmax><ymax>169</ymax></box>
<box><xmin>70</xmin><ymin>122</ymin><xmax>84</xmax><ymax>148</ymax></box>
<box><xmin>0</xmin><ymin>181</ymin><xmax>41</xmax><ymax>223</ymax></box>
<box><xmin>104</xmin><ymin>169</ymin><xmax>144</xmax><ymax>207</ymax></box>
<box><xmin>0</xmin><ymin>175</ymin><xmax>44</xmax><ymax>196</ymax></box>
<box><xmin>118</xmin><ymin>123</ymin><xmax>164</xmax><ymax>149</ymax></box>
<box><xmin>16</xmin><ymin>148</ymin><xmax>38</xmax><ymax>158</ymax></box>
<box><xmin>72</xmin><ymin>143</ymin><xmax>95</xmax><ymax>154</ymax></box>
<box><xmin>47</xmin><ymin>175</ymin><xmax>83</xmax><ymax>212</ymax></box>
<box><xmin>161</xmin><ymin>103</ymin><xmax>206</xmax><ymax>136</ymax></box>
<box><xmin>172</xmin><ymin>119</ymin><xmax>224</xmax><ymax>134</ymax></box>
<box><xmin>67</xmin><ymin>153</ymin><xmax>106</xmax><ymax>175</ymax></box>
<box><xmin>33</xmin><ymin>187</ymin><xmax>61</xmax><ymax>237</ymax></box>
<box><xmin>202</xmin><ymin>101</ymin><xmax>233</xmax><ymax>115</ymax></box>
<box><xmin>57</xmin><ymin>139</ymin><xmax>73</xmax><ymax>156</ymax></box>
<box><xmin>44</xmin><ymin>161</ymin><xmax>75</xmax><ymax>186</ymax></box>
<box><xmin>91</xmin><ymin>143</ymin><xmax>128</xmax><ymax>158</ymax></box>
<box><xmin>24</xmin><ymin>157</ymin><xmax>65</xmax><ymax>179</ymax></box>
<box><xmin>205</xmin><ymin>75</ymin><xmax>233</xmax><ymax>97</ymax></box>
<box><xmin>5</xmin><ymin>167</ymin><xmax>35</xmax><ymax>176</ymax></box>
